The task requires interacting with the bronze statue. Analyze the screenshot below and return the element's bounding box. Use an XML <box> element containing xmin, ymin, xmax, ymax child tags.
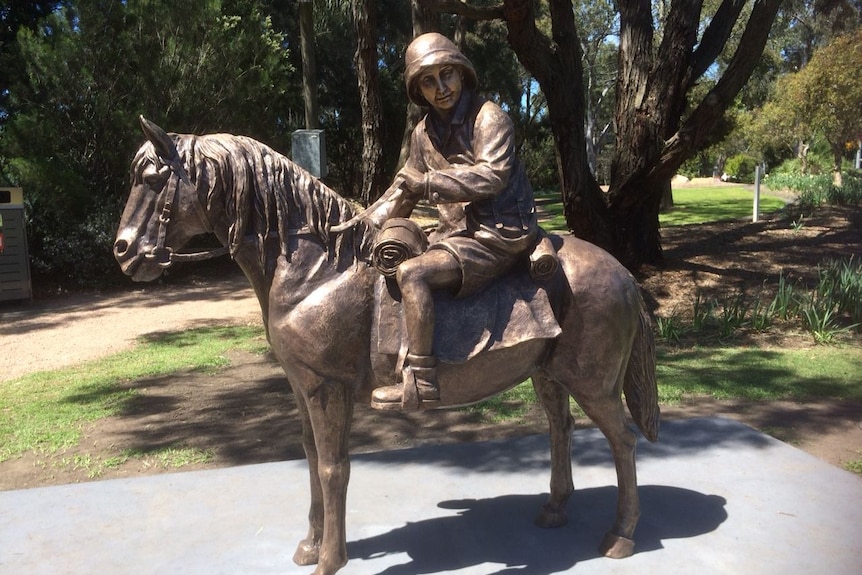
<box><xmin>114</xmin><ymin>36</ymin><xmax>659</xmax><ymax>575</ymax></box>
<box><xmin>368</xmin><ymin>33</ymin><xmax>539</xmax><ymax>410</ymax></box>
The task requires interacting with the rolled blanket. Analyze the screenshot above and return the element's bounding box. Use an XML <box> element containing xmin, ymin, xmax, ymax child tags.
<box><xmin>529</xmin><ymin>231</ymin><xmax>558</xmax><ymax>281</ymax></box>
<box><xmin>372</xmin><ymin>218</ymin><xmax>429</xmax><ymax>276</ymax></box>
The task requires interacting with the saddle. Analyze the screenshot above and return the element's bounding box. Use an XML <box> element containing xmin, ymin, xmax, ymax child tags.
<box><xmin>371</xmin><ymin>219</ymin><xmax>562</xmax><ymax>365</ymax></box>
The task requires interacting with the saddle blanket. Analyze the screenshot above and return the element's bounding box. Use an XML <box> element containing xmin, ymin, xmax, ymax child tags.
<box><xmin>374</xmin><ymin>270</ymin><xmax>562</xmax><ymax>364</ymax></box>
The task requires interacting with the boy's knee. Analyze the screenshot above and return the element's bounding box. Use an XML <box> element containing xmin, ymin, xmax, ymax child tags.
<box><xmin>396</xmin><ymin>257</ymin><xmax>423</xmax><ymax>289</ymax></box>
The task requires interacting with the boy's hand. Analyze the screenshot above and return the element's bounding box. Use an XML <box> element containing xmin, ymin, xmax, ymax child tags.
<box><xmin>397</xmin><ymin>166</ymin><xmax>427</xmax><ymax>198</ymax></box>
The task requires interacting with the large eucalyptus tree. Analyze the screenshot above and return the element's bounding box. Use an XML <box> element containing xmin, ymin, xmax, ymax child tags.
<box><xmin>422</xmin><ymin>0</ymin><xmax>784</xmax><ymax>268</ymax></box>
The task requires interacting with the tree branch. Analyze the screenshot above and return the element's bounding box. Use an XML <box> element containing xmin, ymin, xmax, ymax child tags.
<box><xmin>422</xmin><ymin>0</ymin><xmax>505</xmax><ymax>21</ymax></box>
<box><xmin>690</xmin><ymin>0</ymin><xmax>746</xmax><ymax>81</ymax></box>
<box><xmin>653</xmin><ymin>0</ymin><xmax>783</xmax><ymax>180</ymax></box>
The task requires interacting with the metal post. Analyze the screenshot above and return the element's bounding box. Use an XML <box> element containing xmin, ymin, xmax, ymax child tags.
<box><xmin>856</xmin><ymin>139</ymin><xmax>861</xmax><ymax>170</ymax></box>
<box><xmin>753</xmin><ymin>165</ymin><xmax>762</xmax><ymax>223</ymax></box>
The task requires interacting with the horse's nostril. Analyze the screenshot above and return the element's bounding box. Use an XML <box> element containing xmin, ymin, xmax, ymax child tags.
<box><xmin>114</xmin><ymin>239</ymin><xmax>129</xmax><ymax>258</ymax></box>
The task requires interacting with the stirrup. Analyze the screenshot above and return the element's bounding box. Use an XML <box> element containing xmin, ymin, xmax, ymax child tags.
<box><xmin>370</xmin><ymin>355</ymin><xmax>440</xmax><ymax>411</ymax></box>
<box><xmin>400</xmin><ymin>363</ymin><xmax>440</xmax><ymax>411</ymax></box>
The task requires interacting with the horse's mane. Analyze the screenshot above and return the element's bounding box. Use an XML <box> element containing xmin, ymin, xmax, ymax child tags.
<box><xmin>133</xmin><ymin>132</ymin><xmax>372</xmax><ymax>267</ymax></box>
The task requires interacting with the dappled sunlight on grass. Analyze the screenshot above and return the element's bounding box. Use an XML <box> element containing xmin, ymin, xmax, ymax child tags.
<box><xmin>0</xmin><ymin>325</ymin><xmax>268</xmax><ymax>462</ymax></box>
<box><xmin>656</xmin><ymin>345</ymin><xmax>862</xmax><ymax>401</ymax></box>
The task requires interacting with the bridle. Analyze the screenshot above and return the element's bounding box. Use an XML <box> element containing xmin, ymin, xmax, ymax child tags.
<box><xmin>145</xmin><ymin>161</ymin><xmax>229</xmax><ymax>268</ymax></box>
<box><xmin>137</xmin><ymin>116</ymin><xmax>339</xmax><ymax>270</ymax></box>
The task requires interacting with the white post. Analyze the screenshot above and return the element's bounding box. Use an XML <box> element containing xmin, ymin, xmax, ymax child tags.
<box><xmin>753</xmin><ymin>165</ymin><xmax>762</xmax><ymax>223</ymax></box>
<box><xmin>856</xmin><ymin>139</ymin><xmax>861</xmax><ymax>170</ymax></box>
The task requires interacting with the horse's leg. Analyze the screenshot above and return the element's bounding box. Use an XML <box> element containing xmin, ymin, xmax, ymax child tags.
<box><xmin>301</xmin><ymin>377</ymin><xmax>355</xmax><ymax>575</ymax></box>
<box><xmin>292</xmin><ymin>392</ymin><xmax>325</xmax><ymax>566</ymax></box>
<box><xmin>571</xmin><ymin>385</ymin><xmax>640</xmax><ymax>558</ymax></box>
<box><xmin>532</xmin><ymin>372</ymin><xmax>575</xmax><ymax>529</ymax></box>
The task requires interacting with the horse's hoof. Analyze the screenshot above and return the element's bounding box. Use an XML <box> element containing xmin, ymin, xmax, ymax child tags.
<box><xmin>535</xmin><ymin>504</ymin><xmax>568</xmax><ymax>528</ymax></box>
<box><xmin>293</xmin><ymin>540</ymin><xmax>320</xmax><ymax>566</ymax></box>
<box><xmin>311</xmin><ymin>556</ymin><xmax>348</xmax><ymax>575</ymax></box>
<box><xmin>599</xmin><ymin>532</ymin><xmax>635</xmax><ymax>558</ymax></box>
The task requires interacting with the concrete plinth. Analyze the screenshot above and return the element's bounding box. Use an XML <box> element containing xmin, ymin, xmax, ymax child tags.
<box><xmin>1</xmin><ymin>417</ymin><xmax>860</xmax><ymax>574</ymax></box>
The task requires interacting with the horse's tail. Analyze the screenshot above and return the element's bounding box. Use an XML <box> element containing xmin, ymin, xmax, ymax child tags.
<box><xmin>623</xmin><ymin>292</ymin><xmax>660</xmax><ymax>442</ymax></box>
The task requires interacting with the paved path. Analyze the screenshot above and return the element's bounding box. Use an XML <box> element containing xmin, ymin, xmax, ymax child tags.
<box><xmin>0</xmin><ymin>274</ymin><xmax>260</xmax><ymax>382</ymax></box>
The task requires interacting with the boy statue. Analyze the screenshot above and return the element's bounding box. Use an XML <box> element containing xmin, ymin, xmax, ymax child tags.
<box><xmin>371</xmin><ymin>33</ymin><xmax>538</xmax><ymax>410</ymax></box>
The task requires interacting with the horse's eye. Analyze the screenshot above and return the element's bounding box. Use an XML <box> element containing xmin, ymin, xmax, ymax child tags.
<box><xmin>142</xmin><ymin>164</ymin><xmax>170</xmax><ymax>189</ymax></box>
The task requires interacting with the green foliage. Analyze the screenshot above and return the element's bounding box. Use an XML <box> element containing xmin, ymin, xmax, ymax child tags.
<box><xmin>766</xmin><ymin>171</ymin><xmax>862</xmax><ymax>210</ymax></box>
<box><xmin>654</xmin><ymin>257</ymin><xmax>862</xmax><ymax>345</ymax></box>
<box><xmin>655</xmin><ymin>312</ymin><xmax>685</xmax><ymax>342</ymax></box>
<box><xmin>723</xmin><ymin>154</ymin><xmax>758</xmax><ymax>183</ymax></box>
<box><xmin>794</xmin><ymin>32</ymin><xmax>862</xmax><ymax>163</ymax></box>
<box><xmin>522</xmin><ymin>130</ymin><xmax>559</xmax><ymax>192</ymax></box>
<box><xmin>816</xmin><ymin>257</ymin><xmax>862</xmax><ymax>326</ymax></box>
<box><xmin>772</xmin><ymin>272</ymin><xmax>801</xmax><ymax>320</ymax></box>
<box><xmin>772</xmin><ymin>150</ymin><xmax>833</xmax><ymax>176</ymax></box>
<box><xmin>827</xmin><ymin>171</ymin><xmax>862</xmax><ymax>206</ymax></box>
<box><xmin>751</xmin><ymin>30</ymin><xmax>862</xmax><ymax>177</ymax></box>
<box><xmin>0</xmin><ymin>1</ymin><xmax>298</xmax><ymax>289</ymax></box>
<box><xmin>844</xmin><ymin>453</ymin><xmax>862</xmax><ymax>475</ymax></box>
<box><xmin>678</xmin><ymin>153</ymin><xmax>712</xmax><ymax>180</ymax></box>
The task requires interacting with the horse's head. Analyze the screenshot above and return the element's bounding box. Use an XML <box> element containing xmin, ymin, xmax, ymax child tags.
<box><xmin>114</xmin><ymin>117</ymin><xmax>217</xmax><ymax>282</ymax></box>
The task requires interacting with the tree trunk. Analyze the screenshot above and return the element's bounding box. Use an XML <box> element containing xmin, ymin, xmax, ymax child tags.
<box><xmin>831</xmin><ymin>141</ymin><xmax>844</xmax><ymax>187</ymax></box>
<box><xmin>426</xmin><ymin>0</ymin><xmax>782</xmax><ymax>271</ymax></box>
<box><xmin>502</xmin><ymin>0</ymin><xmax>613</xmax><ymax>247</ymax></box>
<box><xmin>660</xmin><ymin>180</ymin><xmax>674</xmax><ymax>211</ymax></box>
<box><xmin>299</xmin><ymin>0</ymin><xmax>318</xmax><ymax>129</ymax></box>
<box><xmin>798</xmin><ymin>140</ymin><xmax>810</xmax><ymax>174</ymax></box>
<box><xmin>353</xmin><ymin>0</ymin><xmax>386</xmax><ymax>205</ymax></box>
<box><xmin>397</xmin><ymin>1</ymin><xmax>441</xmax><ymax>169</ymax></box>
<box><xmin>605</xmin><ymin>0</ymin><xmax>781</xmax><ymax>269</ymax></box>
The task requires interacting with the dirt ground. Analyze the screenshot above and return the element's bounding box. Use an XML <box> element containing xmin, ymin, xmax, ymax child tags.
<box><xmin>1</xmin><ymin>186</ymin><xmax>861</xmax><ymax>490</ymax></box>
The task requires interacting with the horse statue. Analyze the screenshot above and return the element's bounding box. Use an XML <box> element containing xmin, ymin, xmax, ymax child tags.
<box><xmin>114</xmin><ymin>117</ymin><xmax>659</xmax><ymax>575</ymax></box>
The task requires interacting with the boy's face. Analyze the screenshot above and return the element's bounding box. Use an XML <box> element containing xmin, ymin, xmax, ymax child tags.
<box><xmin>418</xmin><ymin>64</ymin><xmax>463</xmax><ymax>114</ymax></box>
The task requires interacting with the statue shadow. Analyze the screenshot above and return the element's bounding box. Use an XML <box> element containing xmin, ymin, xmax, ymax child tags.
<box><xmin>347</xmin><ymin>485</ymin><xmax>727</xmax><ymax>574</ymax></box>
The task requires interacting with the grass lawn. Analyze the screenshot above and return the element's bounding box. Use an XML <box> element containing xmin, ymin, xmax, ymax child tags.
<box><xmin>0</xmin><ymin>325</ymin><xmax>269</xmax><ymax>462</ymax></box>
<box><xmin>4</xmin><ymin>327</ymin><xmax>858</xmax><ymax>462</ymax></box>
<box><xmin>5</xmin><ymin>184</ymin><xmax>857</xmax><ymax>477</ymax></box>
<box><xmin>536</xmin><ymin>184</ymin><xmax>787</xmax><ymax>231</ymax></box>
<box><xmin>468</xmin><ymin>343</ymin><xmax>862</xmax><ymax>420</ymax></box>
<box><xmin>660</xmin><ymin>185</ymin><xmax>787</xmax><ymax>226</ymax></box>
<box><xmin>655</xmin><ymin>345</ymin><xmax>862</xmax><ymax>402</ymax></box>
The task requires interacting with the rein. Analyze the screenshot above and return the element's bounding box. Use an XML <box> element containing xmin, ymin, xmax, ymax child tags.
<box><xmin>145</xmin><ymin>169</ymin><xmax>229</xmax><ymax>268</ymax></box>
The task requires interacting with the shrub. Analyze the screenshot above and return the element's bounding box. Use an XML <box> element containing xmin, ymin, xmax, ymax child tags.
<box><xmin>654</xmin><ymin>257</ymin><xmax>862</xmax><ymax>344</ymax></box>
<box><xmin>723</xmin><ymin>154</ymin><xmax>758</xmax><ymax>183</ymax></box>
<box><xmin>766</xmin><ymin>171</ymin><xmax>862</xmax><ymax>209</ymax></box>
<box><xmin>764</xmin><ymin>173</ymin><xmax>832</xmax><ymax>209</ymax></box>
<box><xmin>827</xmin><ymin>171</ymin><xmax>862</xmax><ymax>206</ymax></box>
<box><xmin>27</xmin><ymin>200</ymin><xmax>124</xmax><ymax>291</ymax></box>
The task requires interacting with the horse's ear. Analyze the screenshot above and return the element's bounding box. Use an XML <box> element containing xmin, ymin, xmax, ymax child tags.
<box><xmin>139</xmin><ymin>115</ymin><xmax>179</xmax><ymax>163</ymax></box>
<box><xmin>139</xmin><ymin>115</ymin><xmax>191</xmax><ymax>185</ymax></box>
